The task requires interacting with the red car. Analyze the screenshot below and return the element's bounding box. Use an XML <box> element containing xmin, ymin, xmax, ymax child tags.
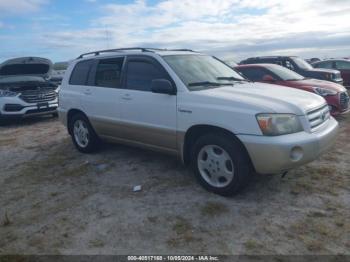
<box><xmin>313</xmin><ymin>59</ymin><xmax>350</xmax><ymax>89</ymax></box>
<box><xmin>235</xmin><ymin>64</ymin><xmax>349</xmax><ymax>116</ymax></box>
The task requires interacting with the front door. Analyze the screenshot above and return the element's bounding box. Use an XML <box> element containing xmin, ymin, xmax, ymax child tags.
<box><xmin>119</xmin><ymin>56</ymin><xmax>177</xmax><ymax>150</ymax></box>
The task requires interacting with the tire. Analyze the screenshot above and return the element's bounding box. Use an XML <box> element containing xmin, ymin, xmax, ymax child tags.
<box><xmin>191</xmin><ymin>133</ymin><xmax>253</xmax><ymax>196</ymax></box>
<box><xmin>69</xmin><ymin>113</ymin><xmax>99</xmax><ymax>153</ymax></box>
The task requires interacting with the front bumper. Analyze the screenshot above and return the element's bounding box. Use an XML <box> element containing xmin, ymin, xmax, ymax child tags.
<box><xmin>238</xmin><ymin>117</ymin><xmax>339</xmax><ymax>174</ymax></box>
<box><xmin>0</xmin><ymin>99</ymin><xmax>58</xmax><ymax>119</ymax></box>
<box><xmin>326</xmin><ymin>92</ymin><xmax>350</xmax><ymax>116</ymax></box>
<box><xmin>332</xmin><ymin>79</ymin><xmax>343</xmax><ymax>85</ymax></box>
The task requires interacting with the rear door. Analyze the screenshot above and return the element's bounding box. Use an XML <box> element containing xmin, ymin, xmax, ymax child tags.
<box><xmin>80</xmin><ymin>56</ymin><xmax>125</xmax><ymax>137</ymax></box>
<box><xmin>118</xmin><ymin>55</ymin><xmax>177</xmax><ymax>150</ymax></box>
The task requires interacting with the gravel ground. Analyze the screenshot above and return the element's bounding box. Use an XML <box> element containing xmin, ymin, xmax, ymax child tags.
<box><xmin>0</xmin><ymin>114</ymin><xmax>349</xmax><ymax>255</ymax></box>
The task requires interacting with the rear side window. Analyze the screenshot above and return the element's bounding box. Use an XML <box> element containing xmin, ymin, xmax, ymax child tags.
<box><xmin>69</xmin><ymin>60</ymin><xmax>93</xmax><ymax>85</ymax></box>
<box><xmin>95</xmin><ymin>58</ymin><xmax>124</xmax><ymax>88</ymax></box>
<box><xmin>126</xmin><ymin>60</ymin><xmax>166</xmax><ymax>91</ymax></box>
<box><xmin>238</xmin><ymin>68</ymin><xmax>267</xmax><ymax>81</ymax></box>
<box><xmin>315</xmin><ymin>61</ymin><xmax>333</xmax><ymax>69</ymax></box>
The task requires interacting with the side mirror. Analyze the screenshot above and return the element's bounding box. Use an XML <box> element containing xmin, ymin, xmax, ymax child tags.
<box><xmin>262</xmin><ymin>75</ymin><xmax>276</xmax><ymax>82</ymax></box>
<box><xmin>151</xmin><ymin>79</ymin><xmax>176</xmax><ymax>95</ymax></box>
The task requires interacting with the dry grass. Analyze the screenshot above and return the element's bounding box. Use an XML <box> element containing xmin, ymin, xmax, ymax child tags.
<box><xmin>2</xmin><ymin>212</ymin><xmax>11</xmax><ymax>227</ymax></box>
<box><xmin>14</xmin><ymin>142</ymin><xmax>92</xmax><ymax>184</ymax></box>
<box><xmin>200</xmin><ymin>201</ymin><xmax>229</xmax><ymax>217</ymax></box>
<box><xmin>167</xmin><ymin>216</ymin><xmax>202</xmax><ymax>247</ymax></box>
<box><xmin>0</xmin><ymin>137</ymin><xmax>17</xmax><ymax>147</ymax></box>
<box><xmin>244</xmin><ymin>239</ymin><xmax>263</xmax><ymax>251</ymax></box>
<box><xmin>290</xmin><ymin>217</ymin><xmax>338</xmax><ymax>250</ymax></box>
<box><xmin>289</xmin><ymin>163</ymin><xmax>349</xmax><ymax>197</ymax></box>
<box><xmin>89</xmin><ymin>239</ymin><xmax>105</xmax><ymax>248</ymax></box>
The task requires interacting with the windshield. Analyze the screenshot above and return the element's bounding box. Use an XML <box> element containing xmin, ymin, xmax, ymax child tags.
<box><xmin>268</xmin><ymin>65</ymin><xmax>304</xmax><ymax>81</ymax></box>
<box><xmin>292</xmin><ymin>57</ymin><xmax>313</xmax><ymax>70</ymax></box>
<box><xmin>163</xmin><ymin>55</ymin><xmax>246</xmax><ymax>91</ymax></box>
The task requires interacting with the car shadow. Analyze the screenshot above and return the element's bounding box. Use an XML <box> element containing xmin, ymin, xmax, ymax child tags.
<box><xmin>0</xmin><ymin>115</ymin><xmax>58</xmax><ymax>128</ymax></box>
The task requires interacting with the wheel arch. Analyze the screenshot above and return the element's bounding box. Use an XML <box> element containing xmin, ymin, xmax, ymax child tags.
<box><xmin>182</xmin><ymin>124</ymin><xmax>253</xmax><ymax>169</ymax></box>
<box><xmin>66</xmin><ymin>108</ymin><xmax>89</xmax><ymax>135</ymax></box>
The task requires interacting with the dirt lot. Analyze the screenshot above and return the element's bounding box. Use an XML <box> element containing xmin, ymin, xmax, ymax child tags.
<box><xmin>0</xmin><ymin>114</ymin><xmax>349</xmax><ymax>255</ymax></box>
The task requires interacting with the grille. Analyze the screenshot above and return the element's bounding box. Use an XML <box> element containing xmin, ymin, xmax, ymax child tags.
<box><xmin>25</xmin><ymin>107</ymin><xmax>58</xmax><ymax>115</ymax></box>
<box><xmin>339</xmin><ymin>92</ymin><xmax>350</xmax><ymax>110</ymax></box>
<box><xmin>307</xmin><ymin>104</ymin><xmax>330</xmax><ymax>131</ymax></box>
<box><xmin>20</xmin><ymin>89</ymin><xmax>57</xmax><ymax>103</ymax></box>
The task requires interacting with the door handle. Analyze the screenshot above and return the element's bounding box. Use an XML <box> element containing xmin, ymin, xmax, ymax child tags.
<box><xmin>84</xmin><ymin>89</ymin><xmax>92</xmax><ymax>95</ymax></box>
<box><xmin>122</xmin><ymin>94</ymin><xmax>132</xmax><ymax>101</ymax></box>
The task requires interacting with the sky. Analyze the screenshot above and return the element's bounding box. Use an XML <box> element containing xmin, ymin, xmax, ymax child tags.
<box><xmin>0</xmin><ymin>0</ymin><xmax>350</xmax><ymax>63</ymax></box>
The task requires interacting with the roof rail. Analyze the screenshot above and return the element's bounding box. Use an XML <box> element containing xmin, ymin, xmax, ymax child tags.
<box><xmin>77</xmin><ymin>47</ymin><xmax>151</xmax><ymax>59</ymax></box>
<box><xmin>77</xmin><ymin>47</ymin><xmax>197</xmax><ymax>59</ymax></box>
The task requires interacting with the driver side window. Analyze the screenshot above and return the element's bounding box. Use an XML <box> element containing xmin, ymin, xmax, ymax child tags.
<box><xmin>285</xmin><ymin>60</ymin><xmax>295</xmax><ymax>71</ymax></box>
<box><xmin>126</xmin><ymin>60</ymin><xmax>167</xmax><ymax>92</ymax></box>
<box><xmin>239</xmin><ymin>68</ymin><xmax>267</xmax><ymax>81</ymax></box>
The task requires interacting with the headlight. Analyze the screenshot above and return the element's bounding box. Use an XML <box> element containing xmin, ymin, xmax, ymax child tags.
<box><xmin>0</xmin><ymin>89</ymin><xmax>18</xmax><ymax>97</ymax></box>
<box><xmin>256</xmin><ymin>114</ymin><xmax>303</xmax><ymax>136</ymax></box>
<box><xmin>55</xmin><ymin>86</ymin><xmax>61</xmax><ymax>94</ymax></box>
<box><xmin>313</xmin><ymin>87</ymin><xmax>337</xmax><ymax>97</ymax></box>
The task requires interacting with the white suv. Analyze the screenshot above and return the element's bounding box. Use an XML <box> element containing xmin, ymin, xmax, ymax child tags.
<box><xmin>58</xmin><ymin>48</ymin><xmax>338</xmax><ymax>196</ymax></box>
<box><xmin>0</xmin><ymin>57</ymin><xmax>59</xmax><ymax>120</ymax></box>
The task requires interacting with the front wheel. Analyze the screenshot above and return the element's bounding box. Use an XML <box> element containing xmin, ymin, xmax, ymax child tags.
<box><xmin>69</xmin><ymin>113</ymin><xmax>99</xmax><ymax>153</ymax></box>
<box><xmin>191</xmin><ymin>134</ymin><xmax>253</xmax><ymax>196</ymax></box>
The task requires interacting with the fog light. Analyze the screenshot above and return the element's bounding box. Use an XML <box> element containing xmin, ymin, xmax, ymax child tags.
<box><xmin>4</xmin><ymin>104</ymin><xmax>23</xmax><ymax>112</ymax></box>
<box><xmin>290</xmin><ymin>146</ymin><xmax>303</xmax><ymax>162</ymax></box>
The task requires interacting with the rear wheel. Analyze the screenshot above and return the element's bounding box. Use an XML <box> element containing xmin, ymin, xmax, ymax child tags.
<box><xmin>191</xmin><ymin>133</ymin><xmax>253</xmax><ymax>196</ymax></box>
<box><xmin>69</xmin><ymin>113</ymin><xmax>99</xmax><ymax>153</ymax></box>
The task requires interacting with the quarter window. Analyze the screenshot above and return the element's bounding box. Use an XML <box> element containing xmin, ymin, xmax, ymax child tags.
<box><xmin>69</xmin><ymin>60</ymin><xmax>93</xmax><ymax>85</ymax></box>
<box><xmin>95</xmin><ymin>58</ymin><xmax>124</xmax><ymax>88</ymax></box>
<box><xmin>126</xmin><ymin>60</ymin><xmax>165</xmax><ymax>91</ymax></box>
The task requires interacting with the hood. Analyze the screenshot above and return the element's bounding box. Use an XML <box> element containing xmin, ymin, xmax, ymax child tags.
<box><xmin>191</xmin><ymin>82</ymin><xmax>326</xmax><ymax>115</ymax></box>
<box><xmin>0</xmin><ymin>75</ymin><xmax>46</xmax><ymax>85</ymax></box>
<box><xmin>0</xmin><ymin>75</ymin><xmax>56</xmax><ymax>92</ymax></box>
<box><xmin>286</xmin><ymin>79</ymin><xmax>346</xmax><ymax>93</ymax></box>
<box><xmin>0</xmin><ymin>57</ymin><xmax>53</xmax><ymax>79</ymax></box>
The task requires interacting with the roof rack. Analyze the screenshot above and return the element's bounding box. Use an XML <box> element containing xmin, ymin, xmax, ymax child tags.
<box><xmin>77</xmin><ymin>47</ymin><xmax>196</xmax><ymax>59</ymax></box>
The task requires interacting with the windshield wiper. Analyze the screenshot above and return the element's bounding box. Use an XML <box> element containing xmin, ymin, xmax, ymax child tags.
<box><xmin>217</xmin><ymin>76</ymin><xmax>246</xmax><ymax>81</ymax></box>
<box><xmin>188</xmin><ymin>81</ymin><xmax>232</xmax><ymax>87</ymax></box>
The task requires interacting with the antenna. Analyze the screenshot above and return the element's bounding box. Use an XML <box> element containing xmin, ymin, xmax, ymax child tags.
<box><xmin>104</xmin><ymin>26</ymin><xmax>111</xmax><ymax>49</ymax></box>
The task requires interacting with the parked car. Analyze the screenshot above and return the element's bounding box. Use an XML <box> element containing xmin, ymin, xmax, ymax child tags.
<box><xmin>58</xmin><ymin>48</ymin><xmax>338</xmax><ymax>196</ymax></box>
<box><xmin>240</xmin><ymin>56</ymin><xmax>343</xmax><ymax>85</ymax></box>
<box><xmin>0</xmin><ymin>57</ymin><xmax>59</xmax><ymax>120</ymax></box>
<box><xmin>313</xmin><ymin>59</ymin><xmax>350</xmax><ymax>89</ymax></box>
<box><xmin>306</xmin><ymin>58</ymin><xmax>321</xmax><ymax>64</ymax></box>
<box><xmin>50</xmin><ymin>61</ymin><xmax>69</xmax><ymax>85</ymax></box>
<box><xmin>235</xmin><ymin>64</ymin><xmax>349</xmax><ymax>116</ymax></box>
